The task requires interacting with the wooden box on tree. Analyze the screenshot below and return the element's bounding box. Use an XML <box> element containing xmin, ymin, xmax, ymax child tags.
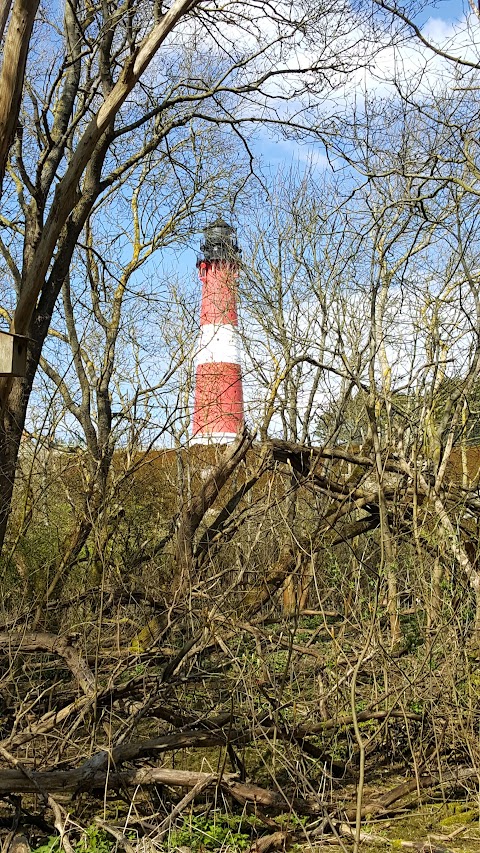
<box><xmin>0</xmin><ymin>332</ymin><xmax>27</xmax><ymax>376</ymax></box>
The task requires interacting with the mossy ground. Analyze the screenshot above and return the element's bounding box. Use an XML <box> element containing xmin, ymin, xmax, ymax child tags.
<box><xmin>358</xmin><ymin>805</ymin><xmax>480</xmax><ymax>852</ymax></box>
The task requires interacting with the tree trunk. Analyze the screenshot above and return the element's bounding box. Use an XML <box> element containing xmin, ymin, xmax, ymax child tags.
<box><xmin>0</xmin><ymin>372</ymin><xmax>34</xmax><ymax>552</ymax></box>
<box><xmin>0</xmin><ymin>0</ymin><xmax>39</xmax><ymax>192</ymax></box>
<box><xmin>0</xmin><ymin>0</ymin><xmax>199</xmax><ymax>556</ymax></box>
<box><xmin>175</xmin><ymin>430</ymin><xmax>252</xmax><ymax>586</ymax></box>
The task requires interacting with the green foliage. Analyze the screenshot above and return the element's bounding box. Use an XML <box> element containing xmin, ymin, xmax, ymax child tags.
<box><xmin>276</xmin><ymin>813</ymin><xmax>307</xmax><ymax>830</ymax></box>
<box><xmin>31</xmin><ymin>838</ymin><xmax>60</xmax><ymax>853</ymax></box>
<box><xmin>269</xmin><ymin>649</ymin><xmax>290</xmax><ymax>674</ymax></box>
<box><xmin>400</xmin><ymin>612</ymin><xmax>424</xmax><ymax>652</ymax></box>
<box><xmin>33</xmin><ymin>827</ymin><xmax>116</xmax><ymax>853</ymax></box>
<box><xmin>77</xmin><ymin>826</ymin><xmax>115</xmax><ymax>853</ymax></box>
<box><xmin>170</xmin><ymin>812</ymin><xmax>253</xmax><ymax>851</ymax></box>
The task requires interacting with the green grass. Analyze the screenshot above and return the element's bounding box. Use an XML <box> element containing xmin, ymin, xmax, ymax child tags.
<box><xmin>33</xmin><ymin>826</ymin><xmax>116</xmax><ymax>853</ymax></box>
<box><xmin>169</xmin><ymin>813</ymin><xmax>253</xmax><ymax>851</ymax></box>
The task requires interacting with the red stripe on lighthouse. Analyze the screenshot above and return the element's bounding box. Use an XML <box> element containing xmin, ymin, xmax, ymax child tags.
<box><xmin>193</xmin><ymin>363</ymin><xmax>244</xmax><ymax>436</ymax></box>
<box><xmin>199</xmin><ymin>261</ymin><xmax>238</xmax><ymax>325</ymax></box>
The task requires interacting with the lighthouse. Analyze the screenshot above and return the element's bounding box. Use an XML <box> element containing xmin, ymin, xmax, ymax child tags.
<box><xmin>192</xmin><ymin>219</ymin><xmax>244</xmax><ymax>443</ymax></box>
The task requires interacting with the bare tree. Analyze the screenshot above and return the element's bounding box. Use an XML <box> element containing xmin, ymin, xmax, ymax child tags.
<box><xmin>11</xmin><ymin>124</ymin><xmax>251</xmax><ymax>616</ymax></box>
<box><xmin>0</xmin><ymin>0</ymin><xmax>395</xmax><ymax>555</ymax></box>
<box><xmin>240</xmin><ymin>172</ymin><xmax>371</xmax><ymax>613</ymax></box>
<box><xmin>327</xmin><ymin>77</ymin><xmax>480</xmax><ymax>637</ymax></box>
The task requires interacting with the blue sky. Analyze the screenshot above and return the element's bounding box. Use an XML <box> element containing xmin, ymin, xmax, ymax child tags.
<box><xmin>418</xmin><ymin>0</ymin><xmax>466</xmax><ymax>25</ymax></box>
<box><xmin>172</xmin><ymin>0</ymin><xmax>477</xmax><ymax>269</ymax></box>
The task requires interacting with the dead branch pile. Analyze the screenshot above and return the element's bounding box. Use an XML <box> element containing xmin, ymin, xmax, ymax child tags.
<box><xmin>3</xmin><ymin>434</ymin><xmax>480</xmax><ymax>851</ymax></box>
<box><xmin>0</xmin><ymin>606</ymin><xmax>477</xmax><ymax>853</ymax></box>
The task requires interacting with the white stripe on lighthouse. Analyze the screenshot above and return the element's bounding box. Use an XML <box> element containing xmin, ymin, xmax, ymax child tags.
<box><xmin>190</xmin><ymin>431</ymin><xmax>238</xmax><ymax>444</ymax></box>
<box><xmin>196</xmin><ymin>323</ymin><xmax>241</xmax><ymax>366</ymax></box>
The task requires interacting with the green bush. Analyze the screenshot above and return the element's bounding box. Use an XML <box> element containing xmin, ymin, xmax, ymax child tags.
<box><xmin>33</xmin><ymin>826</ymin><xmax>115</xmax><ymax>853</ymax></box>
<box><xmin>170</xmin><ymin>813</ymin><xmax>252</xmax><ymax>851</ymax></box>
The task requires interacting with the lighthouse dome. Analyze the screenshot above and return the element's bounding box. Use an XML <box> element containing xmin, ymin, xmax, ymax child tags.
<box><xmin>200</xmin><ymin>218</ymin><xmax>240</xmax><ymax>262</ymax></box>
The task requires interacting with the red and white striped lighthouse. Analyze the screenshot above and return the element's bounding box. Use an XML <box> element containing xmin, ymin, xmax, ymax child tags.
<box><xmin>192</xmin><ymin>219</ymin><xmax>244</xmax><ymax>443</ymax></box>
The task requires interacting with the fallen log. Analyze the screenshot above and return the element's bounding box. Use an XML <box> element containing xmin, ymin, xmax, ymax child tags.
<box><xmin>2</xmin><ymin>694</ymin><xmax>94</xmax><ymax>749</ymax></box>
<box><xmin>343</xmin><ymin>767</ymin><xmax>478</xmax><ymax>820</ymax></box>
<box><xmin>250</xmin><ymin>831</ymin><xmax>289</xmax><ymax>852</ymax></box>
<box><xmin>295</xmin><ymin>708</ymin><xmax>424</xmax><ymax>737</ymax></box>
<box><xmin>0</xmin><ymin>764</ymin><xmax>323</xmax><ymax>814</ymax></box>
<box><xmin>0</xmin><ymin>632</ymin><xmax>96</xmax><ymax>696</ymax></box>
